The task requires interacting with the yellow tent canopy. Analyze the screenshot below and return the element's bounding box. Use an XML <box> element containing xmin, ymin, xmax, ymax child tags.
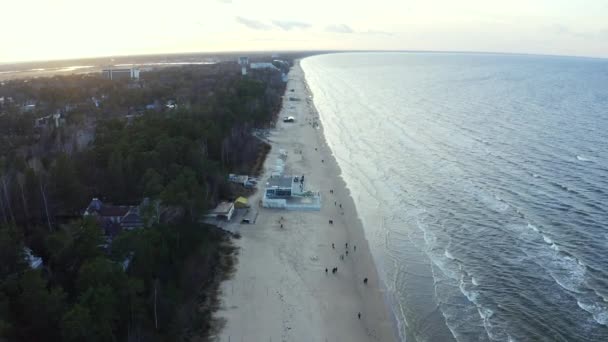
<box><xmin>235</xmin><ymin>196</ymin><xmax>249</xmax><ymax>208</ymax></box>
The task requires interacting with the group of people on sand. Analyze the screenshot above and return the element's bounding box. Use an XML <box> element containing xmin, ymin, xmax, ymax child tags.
<box><xmin>325</xmin><ymin>240</ymin><xmax>369</xmax><ymax>321</ymax></box>
<box><xmin>324</xmin><ymin>188</ymin><xmax>371</xmax><ymax>323</ymax></box>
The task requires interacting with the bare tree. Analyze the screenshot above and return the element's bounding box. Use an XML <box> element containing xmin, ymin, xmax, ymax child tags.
<box><xmin>17</xmin><ymin>173</ymin><xmax>29</xmax><ymax>221</ymax></box>
<box><xmin>39</xmin><ymin>180</ymin><xmax>53</xmax><ymax>232</ymax></box>
<box><xmin>154</xmin><ymin>278</ymin><xmax>159</xmax><ymax>330</ymax></box>
<box><xmin>1</xmin><ymin>176</ymin><xmax>15</xmax><ymax>224</ymax></box>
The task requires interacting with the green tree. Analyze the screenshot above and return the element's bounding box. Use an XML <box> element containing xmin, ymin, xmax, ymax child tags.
<box><xmin>107</xmin><ymin>150</ymin><xmax>125</xmax><ymax>199</ymax></box>
<box><xmin>46</xmin><ymin>218</ymin><xmax>103</xmax><ymax>288</ymax></box>
<box><xmin>76</xmin><ymin>257</ymin><xmax>127</xmax><ymax>294</ymax></box>
<box><xmin>15</xmin><ymin>270</ymin><xmax>66</xmax><ymax>341</ymax></box>
<box><xmin>77</xmin><ymin>285</ymin><xmax>119</xmax><ymax>341</ymax></box>
<box><xmin>160</xmin><ymin>167</ymin><xmax>205</xmax><ymax>220</ymax></box>
<box><xmin>141</xmin><ymin>168</ymin><xmax>164</xmax><ymax>197</ymax></box>
<box><xmin>61</xmin><ymin>303</ymin><xmax>94</xmax><ymax>342</ymax></box>
<box><xmin>50</xmin><ymin>153</ymin><xmax>85</xmax><ymax>211</ymax></box>
<box><xmin>0</xmin><ymin>224</ymin><xmax>26</xmax><ymax>278</ymax></box>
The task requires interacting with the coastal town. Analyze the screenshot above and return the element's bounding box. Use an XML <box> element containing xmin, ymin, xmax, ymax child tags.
<box><xmin>0</xmin><ymin>53</ymin><xmax>394</xmax><ymax>341</ymax></box>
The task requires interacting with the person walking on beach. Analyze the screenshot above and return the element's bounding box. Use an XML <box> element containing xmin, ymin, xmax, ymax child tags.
<box><xmin>364</xmin><ymin>278</ymin><xmax>368</xmax><ymax>284</ymax></box>
<box><xmin>325</xmin><ymin>268</ymin><xmax>328</xmax><ymax>274</ymax></box>
<box><xmin>345</xmin><ymin>243</ymin><xmax>348</xmax><ymax>249</ymax></box>
<box><xmin>354</xmin><ymin>245</ymin><xmax>356</xmax><ymax>251</ymax></box>
<box><xmin>345</xmin><ymin>250</ymin><xmax>348</xmax><ymax>256</ymax></box>
<box><xmin>332</xmin><ymin>243</ymin><xmax>335</xmax><ymax>249</ymax></box>
<box><xmin>358</xmin><ymin>312</ymin><xmax>361</xmax><ymax>319</ymax></box>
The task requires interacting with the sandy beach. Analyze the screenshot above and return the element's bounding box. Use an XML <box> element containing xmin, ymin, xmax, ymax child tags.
<box><xmin>213</xmin><ymin>61</ymin><xmax>396</xmax><ymax>342</ymax></box>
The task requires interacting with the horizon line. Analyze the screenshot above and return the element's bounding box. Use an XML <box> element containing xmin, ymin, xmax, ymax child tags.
<box><xmin>1</xmin><ymin>48</ymin><xmax>606</xmax><ymax>66</ymax></box>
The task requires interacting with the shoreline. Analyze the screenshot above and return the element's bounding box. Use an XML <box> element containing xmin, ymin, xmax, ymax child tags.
<box><xmin>301</xmin><ymin>64</ymin><xmax>405</xmax><ymax>341</ymax></box>
<box><xmin>214</xmin><ymin>60</ymin><xmax>396</xmax><ymax>341</ymax></box>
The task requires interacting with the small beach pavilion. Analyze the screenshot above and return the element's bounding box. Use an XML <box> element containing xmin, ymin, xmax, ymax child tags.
<box><xmin>262</xmin><ymin>175</ymin><xmax>321</xmax><ymax>210</ymax></box>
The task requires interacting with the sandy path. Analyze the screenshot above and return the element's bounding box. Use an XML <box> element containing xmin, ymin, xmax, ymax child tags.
<box><xmin>214</xmin><ymin>61</ymin><xmax>396</xmax><ymax>342</ymax></box>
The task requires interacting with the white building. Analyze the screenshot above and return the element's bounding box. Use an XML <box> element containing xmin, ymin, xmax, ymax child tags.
<box><xmin>101</xmin><ymin>67</ymin><xmax>140</xmax><ymax>80</ymax></box>
<box><xmin>206</xmin><ymin>201</ymin><xmax>235</xmax><ymax>221</ymax></box>
<box><xmin>238</xmin><ymin>57</ymin><xmax>249</xmax><ymax>76</ymax></box>
<box><xmin>238</xmin><ymin>57</ymin><xmax>249</xmax><ymax>65</ymax></box>
<box><xmin>262</xmin><ymin>175</ymin><xmax>321</xmax><ymax>210</ymax></box>
<box><xmin>250</xmin><ymin>62</ymin><xmax>280</xmax><ymax>71</ymax></box>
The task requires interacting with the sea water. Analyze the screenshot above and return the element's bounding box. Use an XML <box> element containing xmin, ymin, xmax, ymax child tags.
<box><xmin>302</xmin><ymin>53</ymin><xmax>608</xmax><ymax>342</ymax></box>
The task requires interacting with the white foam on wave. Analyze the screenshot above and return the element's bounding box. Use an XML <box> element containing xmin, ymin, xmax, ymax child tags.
<box><xmin>459</xmin><ymin>277</ymin><xmax>479</xmax><ymax>303</ymax></box>
<box><xmin>576</xmin><ymin>155</ymin><xmax>591</xmax><ymax>162</ymax></box>
<box><xmin>476</xmin><ymin>191</ymin><xmax>510</xmax><ymax>212</ymax></box>
<box><xmin>577</xmin><ymin>300</ymin><xmax>608</xmax><ymax>326</ymax></box>
<box><xmin>444</xmin><ymin>249</ymin><xmax>455</xmax><ymax>260</ymax></box>
<box><xmin>479</xmin><ymin>307</ymin><xmax>494</xmax><ymax>319</ymax></box>
<box><xmin>547</xmin><ymin>255</ymin><xmax>587</xmax><ymax>293</ymax></box>
<box><xmin>478</xmin><ymin>306</ymin><xmax>498</xmax><ymax>340</ymax></box>
<box><xmin>472</xmin><ymin>277</ymin><xmax>479</xmax><ymax>286</ymax></box>
<box><xmin>524</xmin><ymin>232</ymin><xmax>608</xmax><ymax>327</ymax></box>
<box><xmin>461</xmin><ymin>286</ymin><xmax>479</xmax><ymax>303</ymax></box>
<box><xmin>527</xmin><ymin>223</ymin><xmax>539</xmax><ymax>233</ymax></box>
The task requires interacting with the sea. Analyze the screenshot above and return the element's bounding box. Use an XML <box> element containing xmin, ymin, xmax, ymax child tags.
<box><xmin>301</xmin><ymin>52</ymin><xmax>608</xmax><ymax>342</ymax></box>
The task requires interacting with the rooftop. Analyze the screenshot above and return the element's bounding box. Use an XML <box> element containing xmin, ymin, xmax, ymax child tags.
<box><xmin>102</xmin><ymin>68</ymin><xmax>132</xmax><ymax>72</ymax></box>
<box><xmin>211</xmin><ymin>201</ymin><xmax>234</xmax><ymax>215</ymax></box>
<box><xmin>267</xmin><ymin>175</ymin><xmax>296</xmax><ymax>189</ymax></box>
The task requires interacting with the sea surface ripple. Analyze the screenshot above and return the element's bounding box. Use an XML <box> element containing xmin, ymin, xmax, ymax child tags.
<box><xmin>302</xmin><ymin>53</ymin><xmax>608</xmax><ymax>342</ymax></box>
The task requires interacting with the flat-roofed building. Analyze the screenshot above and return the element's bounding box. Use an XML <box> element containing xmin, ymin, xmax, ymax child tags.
<box><xmin>238</xmin><ymin>57</ymin><xmax>249</xmax><ymax>65</ymax></box>
<box><xmin>206</xmin><ymin>201</ymin><xmax>235</xmax><ymax>221</ymax></box>
<box><xmin>101</xmin><ymin>68</ymin><xmax>140</xmax><ymax>80</ymax></box>
<box><xmin>250</xmin><ymin>62</ymin><xmax>279</xmax><ymax>71</ymax></box>
<box><xmin>262</xmin><ymin>174</ymin><xmax>321</xmax><ymax>210</ymax></box>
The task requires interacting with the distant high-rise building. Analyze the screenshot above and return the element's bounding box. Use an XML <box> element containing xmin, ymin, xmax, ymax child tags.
<box><xmin>101</xmin><ymin>67</ymin><xmax>140</xmax><ymax>80</ymax></box>
<box><xmin>238</xmin><ymin>57</ymin><xmax>249</xmax><ymax>66</ymax></box>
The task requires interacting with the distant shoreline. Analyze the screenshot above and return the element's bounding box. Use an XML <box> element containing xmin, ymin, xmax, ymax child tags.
<box><xmin>3</xmin><ymin>49</ymin><xmax>604</xmax><ymax>82</ymax></box>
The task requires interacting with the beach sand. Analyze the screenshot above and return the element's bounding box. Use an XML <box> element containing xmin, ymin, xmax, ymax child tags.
<box><xmin>213</xmin><ymin>61</ymin><xmax>396</xmax><ymax>342</ymax></box>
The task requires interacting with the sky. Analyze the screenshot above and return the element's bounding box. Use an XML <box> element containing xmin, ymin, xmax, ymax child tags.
<box><xmin>1</xmin><ymin>0</ymin><xmax>607</xmax><ymax>63</ymax></box>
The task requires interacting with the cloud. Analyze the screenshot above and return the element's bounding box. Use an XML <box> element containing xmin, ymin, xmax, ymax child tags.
<box><xmin>235</xmin><ymin>16</ymin><xmax>271</xmax><ymax>30</ymax></box>
<box><xmin>217</xmin><ymin>0</ymin><xmax>232</xmax><ymax>3</ymax></box>
<box><xmin>325</xmin><ymin>24</ymin><xmax>354</xmax><ymax>34</ymax></box>
<box><xmin>271</xmin><ymin>20</ymin><xmax>311</xmax><ymax>31</ymax></box>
